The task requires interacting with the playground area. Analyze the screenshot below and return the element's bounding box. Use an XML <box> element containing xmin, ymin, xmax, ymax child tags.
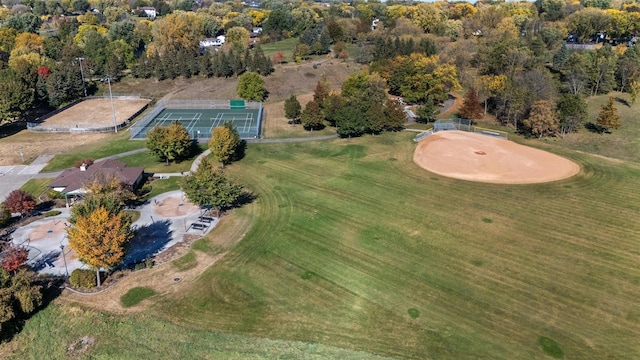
<box><xmin>10</xmin><ymin>191</ymin><xmax>217</xmax><ymax>276</ymax></box>
<box><xmin>413</xmin><ymin>131</ymin><xmax>580</xmax><ymax>184</ymax></box>
<box><xmin>130</xmin><ymin>100</ymin><xmax>262</xmax><ymax>140</ymax></box>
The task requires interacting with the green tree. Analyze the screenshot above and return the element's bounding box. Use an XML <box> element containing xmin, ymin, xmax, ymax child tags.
<box><xmin>335</xmin><ymin>106</ymin><xmax>366</xmax><ymax>138</ymax></box>
<box><xmin>180</xmin><ymin>157</ymin><xmax>245</xmax><ymax>217</ymax></box>
<box><xmin>68</xmin><ymin>206</ymin><xmax>133</xmax><ymax>286</ymax></box>
<box><xmin>596</xmin><ymin>96</ymin><xmax>620</xmax><ymax>132</ymax></box>
<box><xmin>630</xmin><ymin>81</ymin><xmax>640</xmax><ymax>104</ymax></box>
<box><xmin>3</xmin><ymin>13</ymin><xmax>43</xmax><ymax>34</ymax></box>
<box><xmin>237</xmin><ymin>72</ymin><xmax>266</xmax><ymax>100</ymax></box>
<box><xmin>226</xmin><ymin>26</ymin><xmax>250</xmax><ymax>50</ymax></box>
<box><xmin>0</xmin><ymin>268</ymin><xmax>42</xmax><ymax>338</ymax></box>
<box><xmin>383</xmin><ymin>98</ymin><xmax>407</xmax><ymax>131</ymax></box>
<box><xmin>322</xmin><ymin>93</ymin><xmax>345</xmax><ymax>127</ymax></box>
<box><xmin>557</xmin><ymin>93</ymin><xmax>588</xmax><ymax>136</ymax></box>
<box><xmin>523</xmin><ymin>100</ymin><xmax>558</xmax><ymax>138</ymax></box>
<box><xmin>45</xmin><ymin>65</ymin><xmax>83</xmax><ymax>108</ymax></box>
<box><xmin>416</xmin><ymin>99</ymin><xmax>439</xmax><ymax>123</ymax></box>
<box><xmin>586</xmin><ymin>45</ymin><xmax>616</xmax><ymax>96</ymax></box>
<box><xmin>146</xmin><ymin>122</ymin><xmax>192</xmax><ymax>165</ymax></box>
<box><xmin>0</xmin><ymin>204</ymin><xmax>10</xmax><ymax>227</ymax></box>
<box><xmin>284</xmin><ymin>95</ymin><xmax>301</xmax><ymax>122</ymax></box>
<box><xmin>0</xmin><ymin>69</ymin><xmax>33</xmax><ymax>124</ymax></box>
<box><xmin>209</xmin><ymin>122</ymin><xmax>241</xmax><ymax>167</ymax></box>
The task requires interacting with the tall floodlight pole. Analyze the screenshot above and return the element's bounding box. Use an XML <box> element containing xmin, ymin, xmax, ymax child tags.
<box><xmin>76</xmin><ymin>57</ymin><xmax>87</xmax><ymax>97</ymax></box>
<box><xmin>107</xmin><ymin>77</ymin><xmax>118</xmax><ymax>133</ymax></box>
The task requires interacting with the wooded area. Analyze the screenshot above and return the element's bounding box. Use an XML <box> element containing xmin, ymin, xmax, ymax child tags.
<box><xmin>2</xmin><ymin>0</ymin><xmax>640</xmax><ymax>135</ymax></box>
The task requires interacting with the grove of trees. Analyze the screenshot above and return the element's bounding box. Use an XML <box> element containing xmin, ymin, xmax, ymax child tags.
<box><xmin>1</xmin><ymin>0</ymin><xmax>638</xmax><ymax>138</ymax></box>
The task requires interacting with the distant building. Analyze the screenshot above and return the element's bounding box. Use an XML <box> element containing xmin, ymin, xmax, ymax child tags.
<box><xmin>200</xmin><ymin>35</ymin><xmax>225</xmax><ymax>48</ymax></box>
<box><xmin>136</xmin><ymin>6</ymin><xmax>157</xmax><ymax>18</ymax></box>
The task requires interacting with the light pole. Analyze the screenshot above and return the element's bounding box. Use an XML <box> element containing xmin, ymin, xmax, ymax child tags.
<box><xmin>106</xmin><ymin>77</ymin><xmax>118</xmax><ymax>133</ymax></box>
<box><xmin>60</xmin><ymin>243</ymin><xmax>69</xmax><ymax>278</ymax></box>
<box><xmin>76</xmin><ymin>57</ymin><xmax>87</xmax><ymax>97</ymax></box>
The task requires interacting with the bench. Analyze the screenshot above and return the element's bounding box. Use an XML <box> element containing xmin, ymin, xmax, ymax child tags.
<box><xmin>190</xmin><ymin>223</ymin><xmax>208</xmax><ymax>231</ymax></box>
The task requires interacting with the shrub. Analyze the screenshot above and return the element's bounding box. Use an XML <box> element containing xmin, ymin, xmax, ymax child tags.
<box><xmin>73</xmin><ymin>159</ymin><xmax>94</xmax><ymax>168</ymax></box>
<box><xmin>46</xmin><ymin>190</ymin><xmax>65</xmax><ymax>200</ymax></box>
<box><xmin>44</xmin><ymin>210</ymin><xmax>61</xmax><ymax>217</ymax></box>
<box><xmin>0</xmin><ymin>205</ymin><xmax>10</xmax><ymax>227</ymax></box>
<box><xmin>69</xmin><ymin>269</ymin><xmax>97</xmax><ymax>288</ymax></box>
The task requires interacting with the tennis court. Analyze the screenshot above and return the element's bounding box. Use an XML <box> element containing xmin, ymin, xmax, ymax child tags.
<box><xmin>130</xmin><ymin>100</ymin><xmax>262</xmax><ymax>140</ymax></box>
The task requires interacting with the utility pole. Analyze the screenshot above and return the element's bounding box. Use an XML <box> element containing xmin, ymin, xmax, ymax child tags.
<box><xmin>106</xmin><ymin>77</ymin><xmax>118</xmax><ymax>133</ymax></box>
<box><xmin>76</xmin><ymin>57</ymin><xmax>87</xmax><ymax>97</ymax></box>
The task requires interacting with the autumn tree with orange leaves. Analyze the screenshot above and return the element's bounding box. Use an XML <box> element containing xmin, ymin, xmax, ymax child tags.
<box><xmin>67</xmin><ymin>206</ymin><xmax>133</xmax><ymax>286</ymax></box>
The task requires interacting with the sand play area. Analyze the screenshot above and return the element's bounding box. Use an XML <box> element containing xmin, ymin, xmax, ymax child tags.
<box><xmin>413</xmin><ymin>131</ymin><xmax>580</xmax><ymax>184</ymax></box>
<box><xmin>152</xmin><ymin>195</ymin><xmax>200</xmax><ymax>217</ymax></box>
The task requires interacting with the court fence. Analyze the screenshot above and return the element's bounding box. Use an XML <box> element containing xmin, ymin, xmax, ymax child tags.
<box><xmin>27</xmin><ymin>94</ymin><xmax>149</xmax><ymax>133</ymax></box>
<box><xmin>129</xmin><ymin>99</ymin><xmax>263</xmax><ymax>140</ymax></box>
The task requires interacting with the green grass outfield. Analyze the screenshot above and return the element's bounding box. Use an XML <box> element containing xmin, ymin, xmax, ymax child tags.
<box><xmin>154</xmin><ymin>134</ymin><xmax>640</xmax><ymax>358</ymax></box>
<box><xmin>8</xmin><ymin>132</ymin><xmax>640</xmax><ymax>358</ymax></box>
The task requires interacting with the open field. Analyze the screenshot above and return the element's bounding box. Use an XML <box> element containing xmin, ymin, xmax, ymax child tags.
<box><xmin>147</xmin><ymin>134</ymin><xmax>640</xmax><ymax>358</ymax></box>
<box><xmin>263</xmin><ymin>93</ymin><xmax>336</xmax><ymax>138</ymax></box>
<box><xmin>540</xmin><ymin>92</ymin><xmax>640</xmax><ymax>163</ymax></box>
<box><xmin>7</xmin><ymin>132</ymin><xmax>639</xmax><ymax>358</ymax></box>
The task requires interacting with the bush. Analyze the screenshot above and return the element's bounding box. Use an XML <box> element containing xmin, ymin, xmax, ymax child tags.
<box><xmin>0</xmin><ymin>205</ymin><xmax>10</xmax><ymax>227</ymax></box>
<box><xmin>44</xmin><ymin>210</ymin><xmax>61</xmax><ymax>217</ymax></box>
<box><xmin>69</xmin><ymin>269</ymin><xmax>97</xmax><ymax>288</ymax></box>
<box><xmin>73</xmin><ymin>159</ymin><xmax>94</xmax><ymax>168</ymax></box>
<box><xmin>46</xmin><ymin>190</ymin><xmax>65</xmax><ymax>200</ymax></box>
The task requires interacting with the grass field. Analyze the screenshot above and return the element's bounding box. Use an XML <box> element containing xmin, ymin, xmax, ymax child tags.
<box><xmin>41</xmin><ymin>131</ymin><xmax>145</xmax><ymax>172</ymax></box>
<box><xmin>147</xmin><ymin>133</ymin><xmax>640</xmax><ymax>358</ymax></box>
<box><xmin>540</xmin><ymin>92</ymin><xmax>640</xmax><ymax>163</ymax></box>
<box><xmin>5</xmin><ymin>131</ymin><xmax>640</xmax><ymax>358</ymax></box>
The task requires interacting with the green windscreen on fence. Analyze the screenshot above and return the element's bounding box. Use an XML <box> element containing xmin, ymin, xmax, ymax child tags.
<box><xmin>230</xmin><ymin>99</ymin><xmax>245</xmax><ymax>109</ymax></box>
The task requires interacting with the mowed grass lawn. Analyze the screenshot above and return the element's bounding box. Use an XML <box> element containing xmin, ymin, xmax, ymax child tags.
<box><xmin>153</xmin><ymin>133</ymin><xmax>639</xmax><ymax>358</ymax></box>
<box><xmin>8</xmin><ymin>132</ymin><xmax>640</xmax><ymax>358</ymax></box>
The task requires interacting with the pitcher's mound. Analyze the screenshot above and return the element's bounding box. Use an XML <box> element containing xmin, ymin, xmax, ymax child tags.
<box><xmin>413</xmin><ymin>131</ymin><xmax>580</xmax><ymax>184</ymax></box>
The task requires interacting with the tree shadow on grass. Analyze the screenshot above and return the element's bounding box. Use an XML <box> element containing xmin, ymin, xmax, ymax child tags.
<box><xmin>615</xmin><ymin>97</ymin><xmax>630</xmax><ymax>107</ymax></box>
<box><xmin>125</xmin><ymin>220</ymin><xmax>172</xmax><ymax>265</ymax></box>
<box><xmin>585</xmin><ymin>122</ymin><xmax>610</xmax><ymax>134</ymax></box>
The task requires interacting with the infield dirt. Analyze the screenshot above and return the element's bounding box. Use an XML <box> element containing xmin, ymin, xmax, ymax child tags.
<box><xmin>413</xmin><ymin>131</ymin><xmax>580</xmax><ymax>184</ymax></box>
